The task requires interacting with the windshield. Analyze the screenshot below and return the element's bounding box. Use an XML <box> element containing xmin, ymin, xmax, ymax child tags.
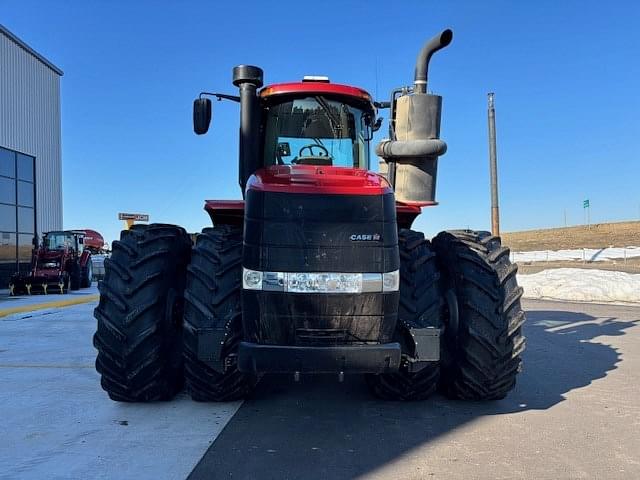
<box><xmin>263</xmin><ymin>96</ymin><xmax>371</xmax><ymax>169</ymax></box>
<box><xmin>44</xmin><ymin>233</ymin><xmax>74</xmax><ymax>250</ymax></box>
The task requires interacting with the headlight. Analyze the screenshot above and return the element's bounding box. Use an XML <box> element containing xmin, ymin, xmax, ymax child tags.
<box><xmin>287</xmin><ymin>272</ymin><xmax>362</xmax><ymax>293</ymax></box>
<box><xmin>242</xmin><ymin>268</ymin><xmax>262</xmax><ymax>290</ymax></box>
<box><xmin>242</xmin><ymin>268</ymin><xmax>399</xmax><ymax>293</ymax></box>
<box><xmin>382</xmin><ymin>270</ymin><xmax>400</xmax><ymax>292</ymax></box>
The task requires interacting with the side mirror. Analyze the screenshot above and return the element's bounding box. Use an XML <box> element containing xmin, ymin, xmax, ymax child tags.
<box><xmin>193</xmin><ymin>98</ymin><xmax>212</xmax><ymax>135</ymax></box>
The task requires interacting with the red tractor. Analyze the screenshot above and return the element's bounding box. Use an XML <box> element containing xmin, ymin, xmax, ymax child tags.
<box><xmin>10</xmin><ymin>230</ymin><xmax>94</xmax><ymax>295</ymax></box>
<box><xmin>94</xmin><ymin>29</ymin><xmax>526</xmax><ymax>402</ymax></box>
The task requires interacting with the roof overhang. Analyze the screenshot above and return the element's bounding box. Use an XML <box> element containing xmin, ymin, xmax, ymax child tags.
<box><xmin>260</xmin><ymin>82</ymin><xmax>374</xmax><ymax>111</ymax></box>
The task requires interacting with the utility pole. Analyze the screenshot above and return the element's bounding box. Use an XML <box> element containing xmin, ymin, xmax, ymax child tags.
<box><xmin>487</xmin><ymin>92</ymin><xmax>500</xmax><ymax>236</ymax></box>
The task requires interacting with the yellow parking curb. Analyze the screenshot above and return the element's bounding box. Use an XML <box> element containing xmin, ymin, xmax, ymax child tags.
<box><xmin>0</xmin><ymin>294</ymin><xmax>99</xmax><ymax>318</ymax></box>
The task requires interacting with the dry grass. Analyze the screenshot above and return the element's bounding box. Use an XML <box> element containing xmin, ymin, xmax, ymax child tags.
<box><xmin>502</xmin><ymin>221</ymin><xmax>640</xmax><ymax>251</ymax></box>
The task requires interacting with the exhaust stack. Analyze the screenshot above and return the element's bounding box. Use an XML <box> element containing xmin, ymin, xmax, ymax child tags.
<box><xmin>377</xmin><ymin>29</ymin><xmax>453</xmax><ymax>204</ymax></box>
<box><xmin>414</xmin><ymin>29</ymin><xmax>453</xmax><ymax>94</ymax></box>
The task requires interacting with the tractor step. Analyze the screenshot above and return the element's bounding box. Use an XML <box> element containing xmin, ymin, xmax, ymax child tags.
<box><xmin>237</xmin><ymin>341</ymin><xmax>402</xmax><ymax>374</ymax></box>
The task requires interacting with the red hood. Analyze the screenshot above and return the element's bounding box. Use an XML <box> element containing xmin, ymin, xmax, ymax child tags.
<box><xmin>38</xmin><ymin>249</ymin><xmax>66</xmax><ymax>259</ymax></box>
<box><xmin>246</xmin><ymin>165</ymin><xmax>392</xmax><ymax>196</ymax></box>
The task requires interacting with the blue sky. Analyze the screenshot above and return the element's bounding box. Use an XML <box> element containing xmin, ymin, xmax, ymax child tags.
<box><xmin>2</xmin><ymin>0</ymin><xmax>639</xmax><ymax>244</ymax></box>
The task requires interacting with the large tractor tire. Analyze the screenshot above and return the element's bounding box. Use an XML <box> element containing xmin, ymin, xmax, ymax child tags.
<box><xmin>182</xmin><ymin>225</ymin><xmax>257</xmax><ymax>401</ymax></box>
<box><xmin>366</xmin><ymin>229</ymin><xmax>444</xmax><ymax>400</ymax></box>
<box><xmin>80</xmin><ymin>258</ymin><xmax>93</xmax><ymax>288</ymax></box>
<box><xmin>69</xmin><ymin>260</ymin><xmax>81</xmax><ymax>291</ymax></box>
<box><xmin>93</xmin><ymin>224</ymin><xmax>192</xmax><ymax>402</ymax></box>
<box><xmin>432</xmin><ymin>230</ymin><xmax>526</xmax><ymax>400</ymax></box>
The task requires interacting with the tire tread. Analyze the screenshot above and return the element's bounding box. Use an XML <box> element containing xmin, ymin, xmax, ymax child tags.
<box><xmin>182</xmin><ymin>225</ymin><xmax>256</xmax><ymax>402</ymax></box>
<box><xmin>93</xmin><ymin>224</ymin><xmax>191</xmax><ymax>402</ymax></box>
<box><xmin>432</xmin><ymin>229</ymin><xmax>526</xmax><ymax>400</ymax></box>
<box><xmin>366</xmin><ymin>229</ymin><xmax>443</xmax><ymax>401</ymax></box>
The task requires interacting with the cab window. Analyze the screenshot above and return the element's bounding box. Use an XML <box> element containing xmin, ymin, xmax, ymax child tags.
<box><xmin>263</xmin><ymin>96</ymin><xmax>371</xmax><ymax>169</ymax></box>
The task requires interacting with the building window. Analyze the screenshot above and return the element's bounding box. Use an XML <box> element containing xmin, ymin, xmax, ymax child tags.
<box><xmin>0</xmin><ymin>148</ymin><xmax>15</xmax><ymax>177</ymax></box>
<box><xmin>0</xmin><ymin>146</ymin><xmax>36</xmax><ymax>280</ymax></box>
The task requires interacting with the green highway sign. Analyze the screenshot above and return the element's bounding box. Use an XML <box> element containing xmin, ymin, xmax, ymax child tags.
<box><xmin>583</xmin><ymin>199</ymin><xmax>589</xmax><ymax>208</ymax></box>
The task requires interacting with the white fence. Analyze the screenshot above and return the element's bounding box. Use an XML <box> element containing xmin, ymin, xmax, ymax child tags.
<box><xmin>511</xmin><ymin>246</ymin><xmax>640</xmax><ymax>264</ymax></box>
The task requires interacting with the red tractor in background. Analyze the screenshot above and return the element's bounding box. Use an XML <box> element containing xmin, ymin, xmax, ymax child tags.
<box><xmin>94</xmin><ymin>29</ymin><xmax>526</xmax><ymax>402</ymax></box>
<box><xmin>9</xmin><ymin>230</ymin><xmax>97</xmax><ymax>295</ymax></box>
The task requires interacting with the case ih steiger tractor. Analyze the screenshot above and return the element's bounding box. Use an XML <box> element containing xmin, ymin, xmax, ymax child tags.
<box><xmin>10</xmin><ymin>230</ymin><xmax>94</xmax><ymax>295</ymax></box>
<box><xmin>93</xmin><ymin>29</ymin><xmax>526</xmax><ymax>402</ymax></box>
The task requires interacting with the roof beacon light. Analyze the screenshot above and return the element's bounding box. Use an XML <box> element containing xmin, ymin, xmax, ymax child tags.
<box><xmin>302</xmin><ymin>75</ymin><xmax>330</xmax><ymax>83</ymax></box>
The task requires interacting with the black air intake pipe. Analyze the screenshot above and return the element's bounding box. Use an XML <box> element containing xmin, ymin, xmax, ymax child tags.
<box><xmin>233</xmin><ymin>65</ymin><xmax>264</xmax><ymax>194</ymax></box>
<box><xmin>376</xmin><ymin>29</ymin><xmax>453</xmax><ymax>204</ymax></box>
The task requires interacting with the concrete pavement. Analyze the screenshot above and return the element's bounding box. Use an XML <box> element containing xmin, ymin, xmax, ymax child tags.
<box><xmin>190</xmin><ymin>300</ymin><xmax>640</xmax><ymax>480</ymax></box>
<box><xmin>0</xmin><ymin>301</ymin><xmax>241</xmax><ymax>480</ymax></box>
<box><xmin>1</xmin><ymin>298</ymin><xmax>639</xmax><ymax>479</ymax></box>
<box><xmin>0</xmin><ymin>284</ymin><xmax>99</xmax><ymax>318</ymax></box>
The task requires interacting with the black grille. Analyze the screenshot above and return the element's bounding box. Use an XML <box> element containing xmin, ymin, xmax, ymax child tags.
<box><xmin>296</xmin><ymin>328</ymin><xmax>348</xmax><ymax>346</ymax></box>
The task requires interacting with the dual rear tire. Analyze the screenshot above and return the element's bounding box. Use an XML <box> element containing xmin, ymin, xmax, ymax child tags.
<box><xmin>93</xmin><ymin>224</ymin><xmax>191</xmax><ymax>401</ymax></box>
<box><xmin>93</xmin><ymin>224</ymin><xmax>254</xmax><ymax>403</ymax></box>
<box><xmin>366</xmin><ymin>229</ymin><xmax>526</xmax><ymax>401</ymax></box>
<box><xmin>182</xmin><ymin>226</ymin><xmax>256</xmax><ymax>401</ymax></box>
<box><xmin>365</xmin><ymin>230</ymin><xmax>443</xmax><ymax>400</ymax></box>
<box><xmin>433</xmin><ymin>230</ymin><xmax>526</xmax><ymax>400</ymax></box>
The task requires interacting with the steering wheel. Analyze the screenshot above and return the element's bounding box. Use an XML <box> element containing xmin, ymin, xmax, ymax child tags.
<box><xmin>298</xmin><ymin>144</ymin><xmax>329</xmax><ymax>158</ymax></box>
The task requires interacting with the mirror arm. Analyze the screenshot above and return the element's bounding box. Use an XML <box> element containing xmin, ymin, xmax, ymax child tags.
<box><xmin>199</xmin><ymin>92</ymin><xmax>241</xmax><ymax>103</ymax></box>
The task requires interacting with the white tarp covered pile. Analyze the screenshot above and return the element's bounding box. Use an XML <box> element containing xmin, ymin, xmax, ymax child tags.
<box><xmin>512</xmin><ymin>246</ymin><xmax>640</xmax><ymax>263</ymax></box>
<box><xmin>519</xmin><ymin>268</ymin><xmax>640</xmax><ymax>303</ymax></box>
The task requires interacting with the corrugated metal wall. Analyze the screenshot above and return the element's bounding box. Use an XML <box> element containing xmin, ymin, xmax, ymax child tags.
<box><xmin>0</xmin><ymin>31</ymin><xmax>62</xmax><ymax>234</ymax></box>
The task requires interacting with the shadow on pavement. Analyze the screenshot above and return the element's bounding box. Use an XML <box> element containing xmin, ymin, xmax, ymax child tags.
<box><xmin>189</xmin><ymin>306</ymin><xmax>639</xmax><ymax>480</ymax></box>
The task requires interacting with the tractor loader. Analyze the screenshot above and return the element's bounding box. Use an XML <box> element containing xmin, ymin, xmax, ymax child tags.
<box><xmin>10</xmin><ymin>230</ymin><xmax>94</xmax><ymax>295</ymax></box>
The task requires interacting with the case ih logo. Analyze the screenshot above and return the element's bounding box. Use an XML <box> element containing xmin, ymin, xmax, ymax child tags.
<box><xmin>350</xmin><ymin>233</ymin><xmax>381</xmax><ymax>242</ymax></box>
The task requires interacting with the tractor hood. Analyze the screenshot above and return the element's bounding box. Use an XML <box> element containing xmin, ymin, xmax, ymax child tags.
<box><xmin>246</xmin><ymin>165</ymin><xmax>392</xmax><ymax>196</ymax></box>
<box><xmin>38</xmin><ymin>249</ymin><xmax>66</xmax><ymax>260</ymax></box>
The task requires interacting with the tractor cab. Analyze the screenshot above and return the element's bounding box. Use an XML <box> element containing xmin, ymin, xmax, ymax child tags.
<box><xmin>42</xmin><ymin>231</ymin><xmax>84</xmax><ymax>253</ymax></box>
<box><xmin>259</xmin><ymin>80</ymin><xmax>376</xmax><ymax>169</ymax></box>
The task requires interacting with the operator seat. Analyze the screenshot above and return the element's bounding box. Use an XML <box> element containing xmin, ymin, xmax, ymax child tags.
<box><xmin>295</xmin><ymin>115</ymin><xmax>334</xmax><ymax>166</ymax></box>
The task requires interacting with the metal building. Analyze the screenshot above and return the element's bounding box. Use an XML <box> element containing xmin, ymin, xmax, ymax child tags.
<box><xmin>0</xmin><ymin>24</ymin><xmax>63</xmax><ymax>286</ymax></box>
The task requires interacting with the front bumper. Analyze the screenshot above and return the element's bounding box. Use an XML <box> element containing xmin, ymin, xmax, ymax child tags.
<box><xmin>237</xmin><ymin>341</ymin><xmax>402</xmax><ymax>374</ymax></box>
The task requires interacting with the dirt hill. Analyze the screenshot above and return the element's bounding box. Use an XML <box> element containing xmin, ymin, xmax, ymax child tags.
<box><xmin>502</xmin><ymin>221</ymin><xmax>640</xmax><ymax>251</ymax></box>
